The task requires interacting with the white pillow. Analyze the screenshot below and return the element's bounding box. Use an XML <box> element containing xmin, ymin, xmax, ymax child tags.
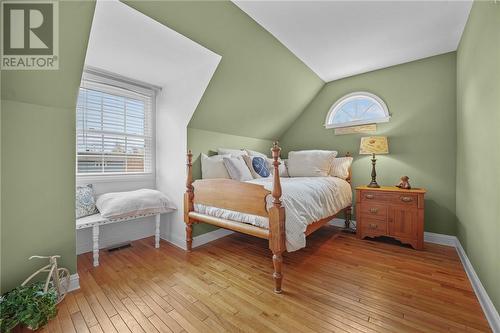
<box><xmin>267</xmin><ymin>158</ymin><xmax>289</xmax><ymax>178</ymax></box>
<box><xmin>217</xmin><ymin>148</ymin><xmax>248</xmax><ymax>157</ymax></box>
<box><xmin>329</xmin><ymin>156</ymin><xmax>353</xmax><ymax>180</ymax></box>
<box><xmin>201</xmin><ymin>153</ymin><xmax>231</xmax><ymax>179</ymax></box>
<box><xmin>244</xmin><ymin>149</ymin><xmax>268</xmax><ymax>159</ymax></box>
<box><xmin>96</xmin><ymin>189</ymin><xmax>176</xmax><ymax>220</ymax></box>
<box><xmin>223</xmin><ymin>156</ymin><xmax>253</xmax><ymax>181</ymax></box>
<box><xmin>287</xmin><ymin>150</ymin><xmax>338</xmax><ymax>177</ymax></box>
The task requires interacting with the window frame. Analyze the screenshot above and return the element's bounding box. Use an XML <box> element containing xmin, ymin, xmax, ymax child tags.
<box><xmin>76</xmin><ymin>67</ymin><xmax>158</xmax><ymax>184</ymax></box>
<box><xmin>324</xmin><ymin>91</ymin><xmax>390</xmax><ymax>129</ymax></box>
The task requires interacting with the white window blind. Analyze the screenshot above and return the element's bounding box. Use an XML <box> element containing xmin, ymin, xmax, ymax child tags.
<box><xmin>76</xmin><ymin>76</ymin><xmax>154</xmax><ymax>176</ymax></box>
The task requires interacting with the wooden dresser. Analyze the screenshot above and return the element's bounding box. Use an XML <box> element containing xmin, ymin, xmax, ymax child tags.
<box><xmin>355</xmin><ymin>186</ymin><xmax>426</xmax><ymax>250</ymax></box>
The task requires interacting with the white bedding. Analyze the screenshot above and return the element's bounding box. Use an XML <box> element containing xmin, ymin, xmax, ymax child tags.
<box><xmin>194</xmin><ymin>177</ymin><xmax>352</xmax><ymax>252</ymax></box>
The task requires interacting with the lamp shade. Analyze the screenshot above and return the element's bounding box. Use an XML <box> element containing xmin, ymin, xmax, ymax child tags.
<box><xmin>359</xmin><ymin>136</ymin><xmax>389</xmax><ymax>155</ymax></box>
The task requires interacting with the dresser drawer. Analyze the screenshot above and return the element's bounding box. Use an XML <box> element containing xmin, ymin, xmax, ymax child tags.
<box><xmin>361</xmin><ymin>191</ymin><xmax>418</xmax><ymax>207</ymax></box>
<box><xmin>361</xmin><ymin>218</ymin><xmax>387</xmax><ymax>236</ymax></box>
<box><xmin>359</xmin><ymin>203</ymin><xmax>387</xmax><ymax>219</ymax></box>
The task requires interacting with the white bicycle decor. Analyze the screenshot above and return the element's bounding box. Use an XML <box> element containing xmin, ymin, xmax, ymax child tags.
<box><xmin>21</xmin><ymin>255</ymin><xmax>71</xmax><ymax>304</ymax></box>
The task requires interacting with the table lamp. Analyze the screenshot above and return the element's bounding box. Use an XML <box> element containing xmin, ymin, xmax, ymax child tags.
<box><xmin>359</xmin><ymin>136</ymin><xmax>389</xmax><ymax>188</ymax></box>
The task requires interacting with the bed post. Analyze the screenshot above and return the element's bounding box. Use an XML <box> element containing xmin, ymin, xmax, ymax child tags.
<box><xmin>344</xmin><ymin>152</ymin><xmax>354</xmax><ymax>231</ymax></box>
<box><xmin>269</xmin><ymin>142</ymin><xmax>286</xmax><ymax>293</ymax></box>
<box><xmin>185</xmin><ymin>150</ymin><xmax>194</xmax><ymax>251</ymax></box>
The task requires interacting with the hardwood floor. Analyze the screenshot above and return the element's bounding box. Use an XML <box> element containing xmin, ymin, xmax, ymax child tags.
<box><xmin>30</xmin><ymin>226</ymin><xmax>491</xmax><ymax>332</ymax></box>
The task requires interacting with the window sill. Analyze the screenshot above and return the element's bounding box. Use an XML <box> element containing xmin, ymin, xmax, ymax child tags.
<box><xmin>324</xmin><ymin>116</ymin><xmax>391</xmax><ymax>129</ymax></box>
<box><xmin>77</xmin><ymin>173</ymin><xmax>155</xmax><ymax>185</ymax></box>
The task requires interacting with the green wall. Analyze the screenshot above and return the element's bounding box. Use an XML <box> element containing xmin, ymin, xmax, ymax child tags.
<box><xmin>456</xmin><ymin>1</ymin><xmax>500</xmax><ymax>312</ymax></box>
<box><xmin>1</xmin><ymin>100</ymin><xmax>76</xmax><ymax>291</ymax></box>
<box><xmin>125</xmin><ymin>0</ymin><xmax>324</xmax><ymax>140</ymax></box>
<box><xmin>280</xmin><ymin>53</ymin><xmax>458</xmax><ymax>235</ymax></box>
<box><xmin>187</xmin><ymin>128</ymin><xmax>272</xmax><ymax>236</ymax></box>
<box><xmin>0</xmin><ymin>1</ymin><xmax>95</xmax><ymax>293</ymax></box>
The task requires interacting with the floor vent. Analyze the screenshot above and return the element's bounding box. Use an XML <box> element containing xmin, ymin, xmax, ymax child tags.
<box><xmin>106</xmin><ymin>242</ymin><xmax>132</xmax><ymax>252</ymax></box>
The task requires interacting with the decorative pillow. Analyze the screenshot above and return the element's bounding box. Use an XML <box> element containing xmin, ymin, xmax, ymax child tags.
<box><xmin>217</xmin><ymin>148</ymin><xmax>248</xmax><ymax>157</ymax></box>
<box><xmin>287</xmin><ymin>150</ymin><xmax>338</xmax><ymax>177</ymax></box>
<box><xmin>96</xmin><ymin>189</ymin><xmax>176</xmax><ymax>220</ymax></box>
<box><xmin>329</xmin><ymin>156</ymin><xmax>353</xmax><ymax>180</ymax></box>
<box><xmin>201</xmin><ymin>153</ymin><xmax>231</xmax><ymax>179</ymax></box>
<box><xmin>267</xmin><ymin>158</ymin><xmax>289</xmax><ymax>177</ymax></box>
<box><xmin>76</xmin><ymin>184</ymin><xmax>98</xmax><ymax>219</ymax></box>
<box><xmin>244</xmin><ymin>149</ymin><xmax>268</xmax><ymax>159</ymax></box>
<box><xmin>243</xmin><ymin>155</ymin><xmax>270</xmax><ymax>178</ymax></box>
<box><xmin>223</xmin><ymin>156</ymin><xmax>253</xmax><ymax>181</ymax></box>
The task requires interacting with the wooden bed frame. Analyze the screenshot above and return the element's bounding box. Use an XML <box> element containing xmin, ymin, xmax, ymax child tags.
<box><xmin>184</xmin><ymin>142</ymin><xmax>352</xmax><ymax>293</ymax></box>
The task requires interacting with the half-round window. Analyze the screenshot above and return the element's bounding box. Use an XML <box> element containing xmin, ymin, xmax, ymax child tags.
<box><xmin>324</xmin><ymin>92</ymin><xmax>390</xmax><ymax>129</ymax></box>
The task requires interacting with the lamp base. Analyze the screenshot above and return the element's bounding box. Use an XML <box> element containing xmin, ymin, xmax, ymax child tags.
<box><xmin>367</xmin><ymin>154</ymin><xmax>380</xmax><ymax>188</ymax></box>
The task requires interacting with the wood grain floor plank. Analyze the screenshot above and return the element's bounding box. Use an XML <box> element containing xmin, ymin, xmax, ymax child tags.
<box><xmin>110</xmin><ymin>315</ymin><xmax>132</xmax><ymax>333</ymax></box>
<box><xmin>41</xmin><ymin>228</ymin><xmax>488</xmax><ymax>333</ymax></box>
<box><xmin>74</xmin><ymin>293</ymin><xmax>98</xmax><ymax>328</ymax></box>
<box><xmin>70</xmin><ymin>312</ymin><xmax>90</xmax><ymax>333</ymax></box>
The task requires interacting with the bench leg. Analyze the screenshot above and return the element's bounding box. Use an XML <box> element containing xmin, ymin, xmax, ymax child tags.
<box><xmin>92</xmin><ymin>225</ymin><xmax>99</xmax><ymax>267</ymax></box>
<box><xmin>155</xmin><ymin>215</ymin><xmax>160</xmax><ymax>249</ymax></box>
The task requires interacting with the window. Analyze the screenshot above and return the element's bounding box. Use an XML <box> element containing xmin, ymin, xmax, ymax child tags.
<box><xmin>76</xmin><ymin>69</ymin><xmax>155</xmax><ymax>178</ymax></box>
<box><xmin>324</xmin><ymin>92</ymin><xmax>390</xmax><ymax>129</ymax></box>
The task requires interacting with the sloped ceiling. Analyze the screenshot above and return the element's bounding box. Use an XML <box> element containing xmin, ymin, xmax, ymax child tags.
<box><xmin>124</xmin><ymin>1</ymin><xmax>324</xmax><ymax>140</ymax></box>
<box><xmin>85</xmin><ymin>0</ymin><xmax>220</xmax><ymax>95</ymax></box>
<box><xmin>234</xmin><ymin>1</ymin><xmax>472</xmax><ymax>82</ymax></box>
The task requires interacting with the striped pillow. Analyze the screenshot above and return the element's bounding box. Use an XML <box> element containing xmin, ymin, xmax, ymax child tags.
<box><xmin>329</xmin><ymin>157</ymin><xmax>353</xmax><ymax>180</ymax></box>
<box><xmin>223</xmin><ymin>156</ymin><xmax>253</xmax><ymax>181</ymax></box>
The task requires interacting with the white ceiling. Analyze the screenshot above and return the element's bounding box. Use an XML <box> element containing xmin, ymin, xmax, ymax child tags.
<box><xmin>85</xmin><ymin>0</ymin><xmax>220</xmax><ymax>88</ymax></box>
<box><xmin>234</xmin><ymin>1</ymin><xmax>472</xmax><ymax>82</ymax></box>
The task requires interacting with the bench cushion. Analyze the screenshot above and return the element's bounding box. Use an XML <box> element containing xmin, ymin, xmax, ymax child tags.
<box><xmin>96</xmin><ymin>189</ymin><xmax>176</xmax><ymax>220</ymax></box>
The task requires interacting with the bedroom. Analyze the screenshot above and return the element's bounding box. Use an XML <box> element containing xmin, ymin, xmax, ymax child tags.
<box><xmin>1</xmin><ymin>0</ymin><xmax>499</xmax><ymax>332</ymax></box>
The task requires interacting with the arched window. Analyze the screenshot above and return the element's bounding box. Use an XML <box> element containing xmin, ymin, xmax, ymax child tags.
<box><xmin>324</xmin><ymin>92</ymin><xmax>390</xmax><ymax>129</ymax></box>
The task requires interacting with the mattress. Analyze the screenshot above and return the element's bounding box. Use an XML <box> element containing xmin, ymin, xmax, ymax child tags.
<box><xmin>194</xmin><ymin>176</ymin><xmax>352</xmax><ymax>252</ymax></box>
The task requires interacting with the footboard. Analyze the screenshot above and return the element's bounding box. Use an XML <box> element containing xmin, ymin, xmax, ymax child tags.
<box><xmin>185</xmin><ymin>143</ymin><xmax>286</xmax><ymax>293</ymax></box>
<box><xmin>192</xmin><ymin>179</ymin><xmax>270</xmax><ymax>217</ymax></box>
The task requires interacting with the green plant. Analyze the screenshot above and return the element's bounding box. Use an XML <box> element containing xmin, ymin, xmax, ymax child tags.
<box><xmin>0</xmin><ymin>282</ymin><xmax>58</xmax><ymax>332</ymax></box>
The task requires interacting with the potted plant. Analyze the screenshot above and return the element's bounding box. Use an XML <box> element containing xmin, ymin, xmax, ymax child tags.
<box><xmin>0</xmin><ymin>282</ymin><xmax>58</xmax><ymax>332</ymax></box>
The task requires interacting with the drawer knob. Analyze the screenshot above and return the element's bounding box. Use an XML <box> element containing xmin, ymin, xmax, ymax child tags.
<box><xmin>369</xmin><ymin>208</ymin><xmax>378</xmax><ymax>213</ymax></box>
<box><xmin>365</xmin><ymin>194</ymin><xmax>374</xmax><ymax>199</ymax></box>
<box><xmin>369</xmin><ymin>223</ymin><xmax>378</xmax><ymax>229</ymax></box>
<box><xmin>400</xmin><ymin>196</ymin><xmax>413</xmax><ymax>203</ymax></box>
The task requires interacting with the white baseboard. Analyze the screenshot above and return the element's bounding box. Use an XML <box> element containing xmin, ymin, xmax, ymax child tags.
<box><xmin>425</xmin><ymin>231</ymin><xmax>499</xmax><ymax>331</ymax></box>
<box><xmin>455</xmin><ymin>239</ymin><xmax>500</xmax><ymax>332</ymax></box>
<box><xmin>423</xmin><ymin>231</ymin><xmax>457</xmax><ymax>246</ymax></box>
<box><xmin>161</xmin><ymin>232</ymin><xmax>186</xmax><ymax>250</ymax></box>
<box><xmin>193</xmin><ymin>228</ymin><xmax>234</xmax><ymax>248</ymax></box>
<box><xmin>161</xmin><ymin>228</ymin><xmax>234</xmax><ymax>251</ymax></box>
<box><xmin>68</xmin><ymin>273</ymin><xmax>80</xmax><ymax>292</ymax></box>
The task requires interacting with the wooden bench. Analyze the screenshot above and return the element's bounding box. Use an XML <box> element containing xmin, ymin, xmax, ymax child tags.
<box><xmin>76</xmin><ymin>212</ymin><xmax>162</xmax><ymax>267</ymax></box>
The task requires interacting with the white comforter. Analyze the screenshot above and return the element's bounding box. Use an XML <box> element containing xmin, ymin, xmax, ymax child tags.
<box><xmin>194</xmin><ymin>177</ymin><xmax>352</xmax><ymax>252</ymax></box>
